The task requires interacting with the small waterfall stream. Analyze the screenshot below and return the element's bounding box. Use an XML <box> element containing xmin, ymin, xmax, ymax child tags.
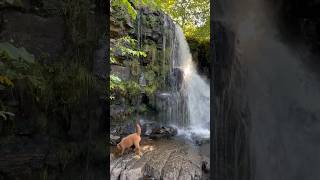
<box><xmin>160</xmin><ymin>24</ymin><xmax>210</xmax><ymax>139</ymax></box>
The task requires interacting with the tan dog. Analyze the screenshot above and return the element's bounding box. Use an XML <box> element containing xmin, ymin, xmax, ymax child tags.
<box><xmin>114</xmin><ymin>122</ymin><xmax>142</xmax><ymax>157</ymax></box>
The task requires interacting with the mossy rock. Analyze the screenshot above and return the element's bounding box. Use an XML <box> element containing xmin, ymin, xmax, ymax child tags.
<box><xmin>129</xmin><ymin>59</ymin><xmax>141</xmax><ymax>76</ymax></box>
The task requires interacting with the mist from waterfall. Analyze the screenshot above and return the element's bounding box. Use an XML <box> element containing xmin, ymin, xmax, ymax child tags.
<box><xmin>173</xmin><ymin>26</ymin><xmax>210</xmax><ymax>139</ymax></box>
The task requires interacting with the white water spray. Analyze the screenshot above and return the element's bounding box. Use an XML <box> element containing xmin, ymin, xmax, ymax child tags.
<box><xmin>174</xmin><ymin>26</ymin><xmax>210</xmax><ymax>139</ymax></box>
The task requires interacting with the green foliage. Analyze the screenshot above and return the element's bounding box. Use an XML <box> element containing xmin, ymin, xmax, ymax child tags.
<box><xmin>144</xmin><ymin>82</ymin><xmax>157</xmax><ymax>96</ymax></box>
<box><xmin>158</xmin><ymin>0</ymin><xmax>210</xmax><ymax>43</ymax></box>
<box><xmin>2</xmin><ymin>45</ymin><xmax>96</xmax><ymax>117</ymax></box>
<box><xmin>0</xmin><ymin>42</ymin><xmax>35</xmax><ymax>63</ymax></box>
<box><xmin>0</xmin><ymin>76</ymin><xmax>13</xmax><ymax>87</ymax></box>
<box><xmin>110</xmin><ymin>73</ymin><xmax>141</xmax><ymax>99</ymax></box>
<box><xmin>111</xmin><ymin>0</ymin><xmax>137</xmax><ymax>20</ymax></box>
<box><xmin>43</xmin><ymin>62</ymin><xmax>96</xmax><ymax>111</ymax></box>
<box><xmin>110</xmin><ymin>74</ymin><xmax>125</xmax><ymax>100</ymax></box>
<box><xmin>126</xmin><ymin>80</ymin><xmax>141</xmax><ymax>96</ymax></box>
<box><xmin>128</xmin><ymin>59</ymin><xmax>141</xmax><ymax>76</ymax></box>
<box><xmin>144</xmin><ymin>69</ymin><xmax>156</xmax><ymax>82</ymax></box>
<box><xmin>0</xmin><ymin>42</ymin><xmax>46</xmax><ymax>98</ymax></box>
<box><xmin>0</xmin><ymin>43</ymin><xmax>46</xmax><ymax>127</ymax></box>
<box><xmin>184</xmin><ymin>17</ymin><xmax>210</xmax><ymax>42</ymax></box>
<box><xmin>111</xmin><ymin>36</ymin><xmax>146</xmax><ymax>65</ymax></box>
<box><xmin>132</xmin><ymin>0</ymin><xmax>162</xmax><ymax>10</ymax></box>
<box><xmin>137</xmin><ymin>104</ymin><xmax>148</xmax><ymax>113</ymax></box>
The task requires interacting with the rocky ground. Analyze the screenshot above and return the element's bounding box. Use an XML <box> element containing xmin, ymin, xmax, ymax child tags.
<box><xmin>110</xmin><ymin>137</ymin><xmax>210</xmax><ymax>180</ymax></box>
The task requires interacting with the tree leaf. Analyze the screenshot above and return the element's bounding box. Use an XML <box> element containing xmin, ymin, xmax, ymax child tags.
<box><xmin>0</xmin><ymin>42</ymin><xmax>35</xmax><ymax>63</ymax></box>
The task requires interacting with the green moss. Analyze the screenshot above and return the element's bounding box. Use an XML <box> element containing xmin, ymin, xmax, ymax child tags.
<box><xmin>144</xmin><ymin>14</ymin><xmax>160</xmax><ymax>28</ymax></box>
<box><xmin>111</xmin><ymin>0</ymin><xmax>137</xmax><ymax>20</ymax></box>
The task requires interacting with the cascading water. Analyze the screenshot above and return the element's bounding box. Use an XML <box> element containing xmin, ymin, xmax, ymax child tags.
<box><xmin>173</xmin><ymin>25</ymin><xmax>210</xmax><ymax>137</ymax></box>
<box><xmin>137</xmin><ymin>12</ymin><xmax>210</xmax><ymax>140</ymax></box>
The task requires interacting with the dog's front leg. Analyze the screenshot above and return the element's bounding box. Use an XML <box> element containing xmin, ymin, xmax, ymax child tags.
<box><xmin>120</xmin><ymin>147</ymin><xmax>125</xmax><ymax>155</ymax></box>
<box><xmin>135</xmin><ymin>146</ymin><xmax>142</xmax><ymax>156</ymax></box>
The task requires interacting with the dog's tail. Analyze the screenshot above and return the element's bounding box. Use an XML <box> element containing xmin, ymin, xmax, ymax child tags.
<box><xmin>136</xmin><ymin>123</ymin><xmax>141</xmax><ymax>135</ymax></box>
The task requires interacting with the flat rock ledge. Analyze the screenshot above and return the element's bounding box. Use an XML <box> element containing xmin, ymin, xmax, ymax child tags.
<box><xmin>110</xmin><ymin>139</ymin><xmax>207</xmax><ymax>180</ymax></box>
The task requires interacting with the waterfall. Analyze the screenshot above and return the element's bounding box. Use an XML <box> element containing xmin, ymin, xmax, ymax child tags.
<box><xmin>168</xmin><ymin>25</ymin><xmax>210</xmax><ymax>139</ymax></box>
<box><xmin>143</xmin><ymin>14</ymin><xmax>210</xmax><ymax>140</ymax></box>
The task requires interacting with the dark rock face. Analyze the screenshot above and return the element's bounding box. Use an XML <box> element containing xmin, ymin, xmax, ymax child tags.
<box><xmin>110</xmin><ymin>105</ymin><xmax>131</xmax><ymax>123</ymax></box>
<box><xmin>0</xmin><ymin>137</ymin><xmax>49</xmax><ymax>176</ymax></box>
<box><xmin>93</xmin><ymin>38</ymin><xmax>107</xmax><ymax>80</ymax></box>
<box><xmin>110</xmin><ymin>6</ymin><xmax>134</xmax><ymax>39</ymax></box>
<box><xmin>110</xmin><ymin>122</ymin><xmax>136</xmax><ymax>137</ymax></box>
<box><xmin>171</xmin><ymin>67</ymin><xmax>184</xmax><ymax>90</ymax></box>
<box><xmin>152</xmin><ymin>91</ymin><xmax>172</xmax><ymax>112</ymax></box>
<box><xmin>0</xmin><ymin>11</ymin><xmax>65</xmax><ymax>63</ymax></box>
<box><xmin>111</xmin><ymin>65</ymin><xmax>131</xmax><ymax>81</ymax></box>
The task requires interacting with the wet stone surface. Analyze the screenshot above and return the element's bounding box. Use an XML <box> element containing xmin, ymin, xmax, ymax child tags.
<box><xmin>110</xmin><ymin>138</ymin><xmax>209</xmax><ymax>180</ymax></box>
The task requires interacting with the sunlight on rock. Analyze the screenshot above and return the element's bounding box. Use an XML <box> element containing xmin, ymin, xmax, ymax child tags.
<box><xmin>142</xmin><ymin>145</ymin><xmax>155</xmax><ymax>152</ymax></box>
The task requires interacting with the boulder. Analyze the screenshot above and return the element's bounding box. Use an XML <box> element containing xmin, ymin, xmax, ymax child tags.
<box><xmin>171</xmin><ymin>67</ymin><xmax>184</xmax><ymax>90</ymax></box>
<box><xmin>110</xmin><ymin>122</ymin><xmax>136</xmax><ymax>137</ymax></box>
<box><xmin>201</xmin><ymin>157</ymin><xmax>210</xmax><ymax>173</ymax></box>
<box><xmin>110</xmin><ymin>134</ymin><xmax>121</xmax><ymax>145</ymax></box>
<box><xmin>149</xmin><ymin>126</ymin><xmax>178</xmax><ymax>139</ymax></box>
<box><xmin>111</xmin><ymin>65</ymin><xmax>131</xmax><ymax>81</ymax></box>
<box><xmin>141</xmin><ymin>122</ymin><xmax>160</xmax><ymax>136</ymax></box>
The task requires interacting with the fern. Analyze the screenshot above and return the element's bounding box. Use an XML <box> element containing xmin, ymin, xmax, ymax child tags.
<box><xmin>0</xmin><ymin>42</ymin><xmax>45</xmax><ymax>91</ymax></box>
<box><xmin>110</xmin><ymin>35</ymin><xmax>147</xmax><ymax>65</ymax></box>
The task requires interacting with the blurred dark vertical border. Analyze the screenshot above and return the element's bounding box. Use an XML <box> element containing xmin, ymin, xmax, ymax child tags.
<box><xmin>0</xmin><ymin>0</ymin><xmax>109</xmax><ymax>179</ymax></box>
<box><xmin>210</xmin><ymin>0</ymin><xmax>216</xmax><ymax>180</ymax></box>
<box><xmin>106</xmin><ymin>0</ymin><xmax>111</xmax><ymax>179</ymax></box>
